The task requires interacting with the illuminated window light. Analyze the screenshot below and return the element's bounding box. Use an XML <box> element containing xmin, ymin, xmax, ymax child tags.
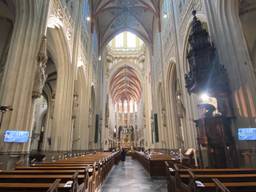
<box><xmin>127</xmin><ymin>32</ymin><xmax>136</xmax><ymax>48</ymax></box>
<box><xmin>163</xmin><ymin>13</ymin><xmax>168</xmax><ymax>19</ymax></box>
<box><xmin>86</xmin><ymin>16</ymin><xmax>91</xmax><ymax>21</ymax></box>
<box><xmin>115</xmin><ymin>33</ymin><xmax>124</xmax><ymax>47</ymax></box>
<box><xmin>200</xmin><ymin>93</ymin><xmax>210</xmax><ymax>102</ymax></box>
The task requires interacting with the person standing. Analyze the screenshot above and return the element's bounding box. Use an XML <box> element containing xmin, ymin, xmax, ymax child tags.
<box><xmin>120</xmin><ymin>148</ymin><xmax>126</xmax><ymax>161</ymax></box>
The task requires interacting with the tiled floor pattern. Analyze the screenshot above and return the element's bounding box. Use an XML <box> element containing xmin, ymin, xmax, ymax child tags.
<box><xmin>101</xmin><ymin>156</ymin><xmax>167</xmax><ymax>192</ymax></box>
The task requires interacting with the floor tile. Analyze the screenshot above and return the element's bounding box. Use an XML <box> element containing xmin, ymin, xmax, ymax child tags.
<box><xmin>101</xmin><ymin>157</ymin><xmax>167</xmax><ymax>192</ymax></box>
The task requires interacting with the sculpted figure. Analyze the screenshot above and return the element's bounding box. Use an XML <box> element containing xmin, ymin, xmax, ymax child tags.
<box><xmin>33</xmin><ymin>36</ymin><xmax>48</xmax><ymax>98</ymax></box>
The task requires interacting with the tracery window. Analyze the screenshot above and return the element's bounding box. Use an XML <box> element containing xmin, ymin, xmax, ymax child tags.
<box><xmin>115</xmin><ymin>33</ymin><xmax>124</xmax><ymax>48</ymax></box>
<box><xmin>129</xmin><ymin>100</ymin><xmax>134</xmax><ymax>113</ymax></box>
<box><xmin>124</xmin><ymin>100</ymin><xmax>128</xmax><ymax>113</ymax></box>
<box><xmin>108</xmin><ymin>31</ymin><xmax>143</xmax><ymax>49</ymax></box>
<box><xmin>127</xmin><ymin>32</ymin><xmax>136</xmax><ymax>48</ymax></box>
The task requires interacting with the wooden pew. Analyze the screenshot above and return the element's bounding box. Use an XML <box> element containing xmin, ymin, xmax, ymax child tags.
<box><xmin>132</xmin><ymin>151</ymin><xmax>173</xmax><ymax>176</ymax></box>
<box><xmin>0</xmin><ymin>172</ymin><xmax>79</xmax><ymax>192</ymax></box>
<box><xmin>0</xmin><ymin>173</ymin><xmax>84</xmax><ymax>183</ymax></box>
<box><xmin>0</xmin><ymin>169</ymin><xmax>85</xmax><ymax>175</ymax></box>
<box><xmin>0</xmin><ymin>151</ymin><xmax>120</xmax><ymax>192</ymax></box>
<box><xmin>16</xmin><ymin>166</ymin><xmax>89</xmax><ymax>170</ymax></box>
<box><xmin>0</xmin><ymin>179</ymin><xmax>64</xmax><ymax>192</ymax></box>
<box><xmin>165</xmin><ymin>162</ymin><xmax>256</xmax><ymax>192</ymax></box>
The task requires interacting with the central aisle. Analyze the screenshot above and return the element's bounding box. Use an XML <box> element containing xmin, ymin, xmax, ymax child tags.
<box><xmin>101</xmin><ymin>156</ymin><xmax>167</xmax><ymax>192</ymax></box>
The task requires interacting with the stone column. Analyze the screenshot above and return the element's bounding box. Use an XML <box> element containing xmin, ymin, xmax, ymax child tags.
<box><xmin>0</xmin><ymin>0</ymin><xmax>50</xmax><ymax>169</ymax></box>
<box><xmin>0</xmin><ymin>0</ymin><xmax>49</xmax><ymax>149</ymax></box>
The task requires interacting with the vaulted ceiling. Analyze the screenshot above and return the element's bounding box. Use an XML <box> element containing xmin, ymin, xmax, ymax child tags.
<box><xmin>91</xmin><ymin>0</ymin><xmax>160</xmax><ymax>49</ymax></box>
<box><xmin>239</xmin><ymin>0</ymin><xmax>256</xmax><ymax>15</ymax></box>
<box><xmin>110</xmin><ymin>66</ymin><xmax>141</xmax><ymax>103</ymax></box>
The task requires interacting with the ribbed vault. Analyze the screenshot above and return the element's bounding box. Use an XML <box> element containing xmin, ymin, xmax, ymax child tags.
<box><xmin>110</xmin><ymin>66</ymin><xmax>141</xmax><ymax>103</ymax></box>
<box><xmin>91</xmin><ymin>0</ymin><xmax>160</xmax><ymax>48</ymax></box>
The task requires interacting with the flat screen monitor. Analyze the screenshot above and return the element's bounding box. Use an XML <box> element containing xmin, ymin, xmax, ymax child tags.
<box><xmin>4</xmin><ymin>130</ymin><xmax>30</xmax><ymax>143</ymax></box>
<box><xmin>238</xmin><ymin>128</ymin><xmax>256</xmax><ymax>141</ymax></box>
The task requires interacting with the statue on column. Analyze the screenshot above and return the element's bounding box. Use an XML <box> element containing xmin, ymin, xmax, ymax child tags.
<box><xmin>32</xmin><ymin>36</ymin><xmax>48</xmax><ymax>98</ymax></box>
<box><xmin>161</xmin><ymin>109</ymin><xmax>167</xmax><ymax>127</ymax></box>
<box><xmin>50</xmin><ymin>93</ymin><xmax>55</xmax><ymax>119</ymax></box>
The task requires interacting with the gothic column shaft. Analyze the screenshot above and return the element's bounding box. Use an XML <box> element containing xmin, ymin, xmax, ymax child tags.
<box><xmin>0</xmin><ymin>0</ymin><xmax>50</xmax><ymax>153</ymax></box>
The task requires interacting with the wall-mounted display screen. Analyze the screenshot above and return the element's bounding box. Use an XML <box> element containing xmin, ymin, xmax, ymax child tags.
<box><xmin>3</xmin><ymin>130</ymin><xmax>30</xmax><ymax>143</ymax></box>
<box><xmin>238</xmin><ymin>128</ymin><xmax>256</xmax><ymax>141</ymax></box>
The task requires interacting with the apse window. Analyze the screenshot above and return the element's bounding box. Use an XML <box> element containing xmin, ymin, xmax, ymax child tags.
<box><xmin>129</xmin><ymin>100</ymin><xmax>134</xmax><ymax>113</ymax></box>
<box><xmin>127</xmin><ymin>32</ymin><xmax>136</xmax><ymax>48</ymax></box>
<box><xmin>124</xmin><ymin>100</ymin><xmax>128</xmax><ymax>113</ymax></box>
<box><xmin>108</xmin><ymin>31</ymin><xmax>144</xmax><ymax>49</ymax></box>
<box><xmin>115</xmin><ymin>33</ymin><xmax>124</xmax><ymax>48</ymax></box>
<box><xmin>134</xmin><ymin>102</ymin><xmax>138</xmax><ymax>112</ymax></box>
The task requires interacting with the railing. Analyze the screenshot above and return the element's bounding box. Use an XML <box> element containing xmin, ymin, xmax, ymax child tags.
<box><xmin>71</xmin><ymin>171</ymin><xmax>79</xmax><ymax>192</ymax></box>
<box><xmin>47</xmin><ymin>179</ymin><xmax>61</xmax><ymax>192</ymax></box>
<box><xmin>212</xmin><ymin>178</ymin><xmax>231</xmax><ymax>192</ymax></box>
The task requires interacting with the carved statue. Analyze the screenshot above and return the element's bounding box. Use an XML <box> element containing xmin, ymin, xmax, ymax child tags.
<box><xmin>161</xmin><ymin>109</ymin><xmax>167</xmax><ymax>127</ymax></box>
<box><xmin>32</xmin><ymin>36</ymin><xmax>48</xmax><ymax>98</ymax></box>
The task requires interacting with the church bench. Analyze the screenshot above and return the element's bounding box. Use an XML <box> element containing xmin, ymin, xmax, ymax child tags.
<box><xmin>192</xmin><ymin>181</ymin><xmax>256</xmax><ymax>192</ymax></box>
<box><xmin>165</xmin><ymin>162</ymin><xmax>256</xmax><ymax>192</ymax></box>
<box><xmin>0</xmin><ymin>170</ymin><xmax>84</xmax><ymax>192</ymax></box>
<box><xmin>178</xmin><ymin>168</ymin><xmax>256</xmax><ymax>174</ymax></box>
<box><xmin>15</xmin><ymin>164</ymin><xmax>97</xmax><ymax>179</ymax></box>
<box><xmin>40</xmin><ymin>161</ymin><xmax>96</xmax><ymax>164</ymax></box>
<box><xmin>178</xmin><ymin>173</ymin><xmax>256</xmax><ymax>191</ymax></box>
<box><xmin>0</xmin><ymin>178</ymin><xmax>76</xmax><ymax>192</ymax></box>
<box><xmin>63</xmin><ymin>152</ymin><xmax>119</xmax><ymax>191</ymax></box>
<box><xmin>0</xmin><ymin>181</ymin><xmax>69</xmax><ymax>192</ymax></box>
<box><xmin>0</xmin><ymin>169</ymin><xmax>85</xmax><ymax>175</ymax></box>
<box><xmin>16</xmin><ymin>166</ymin><xmax>89</xmax><ymax>170</ymax></box>
<box><xmin>31</xmin><ymin>163</ymin><xmax>93</xmax><ymax>167</ymax></box>
<box><xmin>177</xmin><ymin>169</ymin><xmax>256</xmax><ymax>184</ymax></box>
<box><xmin>6</xmin><ymin>152</ymin><xmax>119</xmax><ymax>192</ymax></box>
<box><xmin>175</xmin><ymin>177</ymin><xmax>256</xmax><ymax>192</ymax></box>
<box><xmin>180</xmin><ymin>173</ymin><xmax>256</xmax><ymax>180</ymax></box>
<box><xmin>132</xmin><ymin>151</ymin><xmax>173</xmax><ymax>176</ymax></box>
<box><xmin>36</xmin><ymin>153</ymin><xmax>114</xmax><ymax>166</ymax></box>
<box><xmin>0</xmin><ymin>173</ymin><xmax>84</xmax><ymax>183</ymax></box>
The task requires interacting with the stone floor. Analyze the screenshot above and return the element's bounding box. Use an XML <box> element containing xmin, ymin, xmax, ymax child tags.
<box><xmin>100</xmin><ymin>156</ymin><xmax>167</xmax><ymax>192</ymax></box>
